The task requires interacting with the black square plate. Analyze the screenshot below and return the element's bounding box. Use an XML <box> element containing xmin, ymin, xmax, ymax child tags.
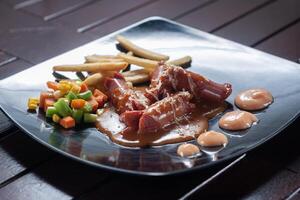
<box><xmin>0</xmin><ymin>17</ymin><xmax>299</xmax><ymax>176</ymax></box>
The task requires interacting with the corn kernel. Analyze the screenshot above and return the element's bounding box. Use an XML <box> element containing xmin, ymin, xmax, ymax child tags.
<box><xmin>28</xmin><ymin>97</ymin><xmax>39</xmax><ymax>104</ymax></box>
<box><xmin>52</xmin><ymin>114</ymin><xmax>61</xmax><ymax>123</ymax></box>
<box><xmin>59</xmin><ymin>80</ymin><xmax>71</xmax><ymax>84</ymax></box>
<box><xmin>58</xmin><ymin>80</ymin><xmax>73</xmax><ymax>94</ymax></box>
<box><xmin>28</xmin><ymin>103</ymin><xmax>37</xmax><ymax>110</ymax></box>
<box><xmin>70</xmin><ymin>83</ymin><xmax>81</xmax><ymax>94</ymax></box>
<box><xmin>27</xmin><ymin>98</ymin><xmax>39</xmax><ymax>110</ymax></box>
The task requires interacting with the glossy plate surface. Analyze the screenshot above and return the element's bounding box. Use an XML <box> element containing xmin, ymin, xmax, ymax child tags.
<box><xmin>0</xmin><ymin>17</ymin><xmax>299</xmax><ymax>176</ymax></box>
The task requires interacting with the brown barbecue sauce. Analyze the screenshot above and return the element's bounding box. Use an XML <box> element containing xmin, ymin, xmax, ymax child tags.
<box><xmin>96</xmin><ymin>102</ymin><xmax>227</xmax><ymax>147</ymax></box>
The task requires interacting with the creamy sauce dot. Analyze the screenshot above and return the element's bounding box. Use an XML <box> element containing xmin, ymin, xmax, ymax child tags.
<box><xmin>235</xmin><ymin>88</ymin><xmax>273</xmax><ymax>111</ymax></box>
<box><xmin>219</xmin><ymin>111</ymin><xmax>258</xmax><ymax>131</ymax></box>
<box><xmin>197</xmin><ymin>131</ymin><xmax>228</xmax><ymax>147</ymax></box>
<box><xmin>177</xmin><ymin>143</ymin><xmax>200</xmax><ymax>157</ymax></box>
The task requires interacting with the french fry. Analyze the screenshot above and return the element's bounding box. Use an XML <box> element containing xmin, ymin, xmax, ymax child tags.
<box><xmin>117</xmin><ymin>53</ymin><xmax>158</xmax><ymax>72</ymax></box>
<box><xmin>87</xmin><ymin>71</ymin><xmax>117</xmax><ymax>91</ymax></box>
<box><xmin>53</xmin><ymin>62</ymin><xmax>128</xmax><ymax>72</ymax></box>
<box><xmin>167</xmin><ymin>56</ymin><xmax>192</xmax><ymax>67</ymax></box>
<box><xmin>83</xmin><ymin>73</ymin><xmax>103</xmax><ymax>86</ymax></box>
<box><xmin>101</xmin><ymin>71</ymin><xmax>119</xmax><ymax>77</ymax></box>
<box><xmin>122</xmin><ymin>69</ymin><xmax>150</xmax><ymax>84</ymax></box>
<box><xmin>116</xmin><ymin>35</ymin><xmax>169</xmax><ymax>61</ymax></box>
<box><xmin>85</xmin><ymin>55</ymin><xmax>124</xmax><ymax>63</ymax></box>
<box><xmin>87</xmin><ymin>54</ymin><xmax>119</xmax><ymax>59</ymax></box>
<box><xmin>127</xmin><ymin>51</ymin><xmax>133</xmax><ymax>56</ymax></box>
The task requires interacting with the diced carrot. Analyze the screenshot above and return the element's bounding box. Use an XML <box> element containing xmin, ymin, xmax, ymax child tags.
<box><xmin>71</xmin><ymin>99</ymin><xmax>86</xmax><ymax>109</ymax></box>
<box><xmin>59</xmin><ymin>116</ymin><xmax>75</xmax><ymax>129</ymax></box>
<box><xmin>44</xmin><ymin>98</ymin><xmax>55</xmax><ymax>112</ymax></box>
<box><xmin>93</xmin><ymin>89</ymin><xmax>102</xmax><ymax>97</ymax></box>
<box><xmin>88</xmin><ymin>97</ymin><xmax>99</xmax><ymax>112</ymax></box>
<box><xmin>80</xmin><ymin>83</ymin><xmax>88</xmax><ymax>93</ymax></box>
<box><xmin>95</xmin><ymin>95</ymin><xmax>106</xmax><ymax>108</ymax></box>
<box><xmin>47</xmin><ymin>81</ymin><xmax>58</xmax><ymax>90</ymax></box>
<box><xmin>39</xmin><ymin>92</ymin><xmax>54</xmax><ymax>108</ymax></box>
<box><xmin>93</xmin><ymin>89</ymin><xmax>108</xmax><ymax>108</ymax></box>
<box><xmin>93</xmin><ymin>89</ymin><xmax>108</xmax><ymax>100</ymax></box>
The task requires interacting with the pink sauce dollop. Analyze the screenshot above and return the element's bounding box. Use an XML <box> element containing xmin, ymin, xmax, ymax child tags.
<box><xmin>219</xmin><ymin>111</ymin><xmax>258</xmax><ymax>131</ymax></box>
<box><xmin>235</xmin><ymin>88</ymin><xmax>273</xmax><ymax>111</ymax></box>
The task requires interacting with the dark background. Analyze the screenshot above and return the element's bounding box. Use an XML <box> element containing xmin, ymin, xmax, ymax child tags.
<box><xmin>0</xmin><ymin>0</ymin><xmax>299</xmax><ymax>199</ymax></box>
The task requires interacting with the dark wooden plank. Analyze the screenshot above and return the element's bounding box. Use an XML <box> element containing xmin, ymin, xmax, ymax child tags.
<box><xmin>21</xmin><ymin>0</ymin><xmax>95</xmax><ymax>21</ymax></box>
<box><xmin>3</xmin><ymin>0</ymin><xmax>28</xmax><ymax>6</ymax></box>
<box><xmin>88</xmin><ymin>0</ymin><xmax>212</xmax><ymax>37</ymax></box>
<box><xmin>0</xmin><ymin>132</ymin><xmax>56</xmax><ymax>185</ymax></box>
<box><xmin>253</xmin><ymin>119</ymin><xmax>300</xmax><ymax>166</ymax></box>
<box><xmin>288</xmin><ymin>157</ymin><xmax>300</xmax><ymax>174</ymax></box>
<box><xmin>0</xmin><ymin>2</ymin><xmax>93</xmax><ymax>64</ymax></box>
<box><xmin>53</xmin><ymin>0</ymin><xmax>152</xmax><ymax>33</ymax></box>
<box><xmin>214</xmin><ymin>0</ymin><xmax>300</xmax><ymax>46</ymax></box>
<box><xmin>187</xmin><ymin>158</ymin><xmax>300</xmax><ymax>199</ymax></box>
<box><xmin>0</xmin><ymin>111</ymin><xmax>14</xmax><ymax>134</ymax></box>
<box><xmin>3</xmin><ymin>0</ymin><xmax>43</xmax><ymax>10</ymax></box>
<box><xmin>77</xmin><ymin>168</ymin><xmax>223</xmax><ymax>200</ymax></box>
<box><xmin>286</xmin><ymin>124</ymin><xmax>300</xmax><ymax>172</ymax></box>
<box><xmin>239</xmin><ymin>170</ymin><xmax>300</xmax><ymax>200</ymax></box>
<box><xmin>256</xmin><ymin>21</ymin><xmax>300</xmax><ymax>62</ymax></box>
<box><xmin>287</xmin><ymin>188</ymin><xmax>300</xmax><ymax>200</ymax></box>
<box><xmin>0</xmin><ymin>2</ymin><xmax>43</xmax><ymax>32</ymax></box>
<box><xmin>2</xmin><ymin>0</ymin><xmax>29</xmax><ymax>7</ymax></box>
<box><xmin>0</xmin><ymin>50</ymin><xmax>17</xmax><ymax>67</ymax></box>
<box><xmin>77</xmin><ymin>176</ymin><xmax>188</xmax><ymax>200</ymax></box>
<box><xmin>0</xmin><ymin>48</ymin><xmax>16</xmax><ymax>135</ymax></box>
<box><xmin>0</xmin><ymin>59</ymin><xmax>30</xmax><ymax>135</ymax></box>
<box><xmin>76</xmin><ymin>157</ymin><xmax>245</xmax><ymax>200</ymax></box>
<box><xmin>177</xmin><ymin>0</ymin><xmax>272</xmax><ymax>32</ymax></box>
<box><xmin>0</xmin><ymin>59</ymin><xmax>31</xmax><ymax>80</ymax></box>
<box><xmin>0</xmin><ymin>156</ymin><xmax>109</xmax><ymax>200</ymax></box>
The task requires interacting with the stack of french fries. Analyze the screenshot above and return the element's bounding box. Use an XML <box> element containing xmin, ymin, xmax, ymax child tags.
<box><xmin>52</xmin><ymin>35</ymin><xmax>192</xmax><ymax>88</ymax></box>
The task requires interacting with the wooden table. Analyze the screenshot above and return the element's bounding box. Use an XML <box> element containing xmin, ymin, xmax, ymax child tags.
<box><xmin>0</xmin><ymin>0</ymin><xmax>299</xmax><ymax>199</ymax></box>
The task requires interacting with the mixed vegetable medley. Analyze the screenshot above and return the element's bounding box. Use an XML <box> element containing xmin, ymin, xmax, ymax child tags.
<box><xmin>28</xmin><ymin>80</ymin><xmax>108</xmax><ymax>129</ymax></box>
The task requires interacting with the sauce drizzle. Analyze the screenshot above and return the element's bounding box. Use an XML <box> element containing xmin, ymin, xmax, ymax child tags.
<box><xmin>96</xmin><ymin>102</ymin><xmax>227</xmax><ymax>147</ymax></box>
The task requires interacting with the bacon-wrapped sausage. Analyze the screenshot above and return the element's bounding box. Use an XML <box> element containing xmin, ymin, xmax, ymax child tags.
<box><xmin>138</xmin><ymin>91</ymin><xmax>195</xmax><ymax>134</ymax></box>
<box><xmin>104</xmin><ymin>76</ymin><xmax>151</xmax><ymax>114</ymax></box>
<box><xmin>147</xmin><ymin>64</ymin><xmax>232</xmax><ymax>103</ymax></box>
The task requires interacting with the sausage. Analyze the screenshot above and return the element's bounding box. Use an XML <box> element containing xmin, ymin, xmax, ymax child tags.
<box><xmin>147</xmin><ymin>64</ymin><xmax>232</xmax><ymax>102</ymax></box>
<box><xmin>104</xmin><ymin>77</ymin><xmax>151</xmax><ymax>114</ymax></box>
<box><xmin>120</xmin><ymin>110</ymin><xmax>143</xmax><ymax>131</ymax></box>
<box><xmin>138</xmin><ymin>91</ymin><xmax>195</xmax><ymax>134</ymax></box>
